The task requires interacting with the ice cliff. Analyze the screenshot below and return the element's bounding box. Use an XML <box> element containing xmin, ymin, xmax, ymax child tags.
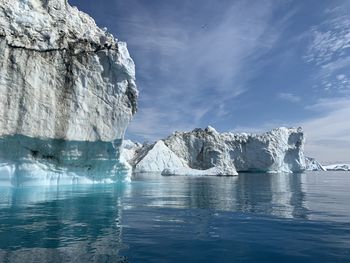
<box><xmin>0</xmin><ymin>0</ymin><xmax>138</xmax><ymax>185</ymax></box>
<box><xmin>125</xmin><ymin>127</ymin><xmax>306</xmax><ymax>176</ymax></box>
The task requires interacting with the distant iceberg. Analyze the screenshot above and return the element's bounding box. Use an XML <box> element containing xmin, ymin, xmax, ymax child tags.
<box><xmin>123</xmin><ymin>126</ymin><xmax>306</xmax><ymax>176</ymax></box>
<box><xmin>305</xmin><ymin>157</ymin><xmax>326</xmax><ymax>171</ymax></box>
<box><xmin>125</xmin><ymin>139</ymin><xmax>237</xmax><ymax>176</ymax></box>
<box><xmin>323</xmin><ymin>164</ymin><xmax>350</xmax><ymax>171</ymax></box>
<box><xmin>303</xmin><ymin>157</ymin><xmax>350</xmax><ymax>172</ymax></box>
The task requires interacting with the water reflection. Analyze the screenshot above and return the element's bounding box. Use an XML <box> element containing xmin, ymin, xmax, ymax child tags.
<box><xmin>236</xmin><ymin>173</ymin><xmax>309</xmax><ymax>219</ymax></box>
<box><xmin>0</xmin><ymin>185</ymin><xmax>127</xmax><ymax>262</ymax></box>
<box><xmin>0</xmin><ymin>172</ymin><xmax>349</xmax><ymax>262</ymax></box>
<box><xmin>128</xmin><ymin>173</ymin><xmax>310</xmax><ymax>219</ymax></box>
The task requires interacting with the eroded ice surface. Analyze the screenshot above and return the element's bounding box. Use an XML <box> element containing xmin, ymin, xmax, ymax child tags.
<box><xmin>0</xmin><ymin>0</ymin><xmax>138</xmax><ymax>185</ymax></box>
<box><xmin>127</xmin><ymin>127</ymin><xmax>305</xmax><ymax>176</ymax></box>
<box><xmin>0</xmin><ymin>136</ymin><xmax>131</xmax><ymax>187</ymax></box>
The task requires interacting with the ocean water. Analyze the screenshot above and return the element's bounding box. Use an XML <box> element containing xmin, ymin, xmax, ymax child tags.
<box><xmin>0</xmin><ymin>172</ymin><xmax>349</xmax><ymax>263</ymax></box>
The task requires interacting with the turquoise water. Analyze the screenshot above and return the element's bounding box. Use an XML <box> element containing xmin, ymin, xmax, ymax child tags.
<box><xmin>0</xmin><ymin>172</ymin><xmax>349</xmax><ymax>262</ymax></box>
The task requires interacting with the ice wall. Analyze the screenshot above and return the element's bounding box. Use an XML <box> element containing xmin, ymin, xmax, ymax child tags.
<box><xmin>0</xmin><ymin>0</ymin><xmax>138</xmax><ymax>185</ymax></box>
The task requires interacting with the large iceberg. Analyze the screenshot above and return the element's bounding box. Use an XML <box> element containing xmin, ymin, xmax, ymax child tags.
<box><xmin>126</xmin><ymin>126</ymin><xmax>306</xmax><ymax>176</ymax></box>
<box><xmin>0</xmin><ymin>0</ymin><xmax>138</xmax><ymax>185</ymax></box>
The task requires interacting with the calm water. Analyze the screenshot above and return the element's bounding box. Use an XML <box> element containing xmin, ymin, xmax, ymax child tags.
<box><xmin>0</xmin><ymin>172</ymin><xmax>349</xmax><ymax>262</ymax></box>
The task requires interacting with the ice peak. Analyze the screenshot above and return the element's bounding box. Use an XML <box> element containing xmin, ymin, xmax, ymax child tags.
<box><xmin>205</xmin><ymin>126</ymin><xmax>218</xmax><ymax>134</ymax></box>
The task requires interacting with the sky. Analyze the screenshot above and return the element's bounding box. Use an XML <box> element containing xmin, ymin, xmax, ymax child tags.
<box><xmin>70</xmin><ymin>0</ymin><xmax>350</xmax><ymax>164</ymax></box>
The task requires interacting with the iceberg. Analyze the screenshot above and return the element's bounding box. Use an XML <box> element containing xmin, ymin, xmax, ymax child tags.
<box><xmin>126</xmin><ymin>126</ymin><xmax>305</xmax><ymax>176</ymax></box>
<box><xmin>0</xmin><ymin>0</ymin><xmax>138</xmax><ymax>185</ymax></box>
<box><xmin>161</xmin><ymin>167</ymin><xmax>238</xmax><ymax>177</ymax></box>
<box><xmin>164</xmin><ymin>126</ymin><xmax>305</xmax><ymax>174</ymax></box>
<box><xmin>126</xmin><ymin>140</ymin><xmax>237</xmax><ymax>176</ymax></box>
<box><xmin>132</xmin><ymin>140</ymin><xmax>190</xmax><ymax>174</ymax></box>
<box><xmin>121</xmin><ymin>140</ymin><xmax>142</xmax><ymax>164</ymax></box>
<box><xmin>323</xmin><ymin>164</ymin><xmax>350</xmax><ymax>171</ymax></box>
<box><xmin>305</xmin><ymin>157</ymin><xmax>326</xmax><ymax>171</ymax></box>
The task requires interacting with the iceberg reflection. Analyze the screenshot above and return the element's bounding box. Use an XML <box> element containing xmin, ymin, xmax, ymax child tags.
<box><xmin>0</xmin><ymin>184</ymin><xmax>127</xmax><ymax>262</ymax></box>
<box><xmin>127</xmin><ymin>173</ymin><xmax>309</xmax><ymax>219</ymax></box>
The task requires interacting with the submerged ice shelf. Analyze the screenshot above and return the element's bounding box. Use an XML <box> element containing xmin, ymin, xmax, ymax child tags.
<box><xmin>0</xmin><ymin>135</ymin><xmax>131</xmax><ymax>187</ymax></box>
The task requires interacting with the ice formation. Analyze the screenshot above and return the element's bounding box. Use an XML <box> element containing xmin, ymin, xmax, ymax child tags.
<box><xmin>161</xmin><ymin>166</ymin><xmax>238</xmax><ymax>177</ymax></box>
<box><xmin>305</xmin><ymin>157</ymin><xmax>326</xmax><ymax>171</ymax></box>
<box><xmin>132</xmin><ymin>141</ymin><xmax>190</xmax><ymax>173</ymax></box>
<box><xmin>0</xmin><ymin>0</ymin><xmax>138</xmax><ymax>185</ymax></box>
<box><xmin>164</xmin><ymin>126</ymin><xmax>305</xmax><ymax>174</ymax></box>
<box><xmin>127</xmin><ymin>127</ymin><xmax>305</xmax><ymax>176</ymax></box>
<box><xmin>324</xmin><ymin>164</ymin><xmax>350</xmax><ymax>171</ymax></box>
<box><xmin>121</xmin><ymin>140</ymin><xmax>142</xmax><ymax>164</ymax></box>
<box><xmin>126</xmin><ymin>139</ymin><xmax>237</xmax><ymax>176</ymax></box>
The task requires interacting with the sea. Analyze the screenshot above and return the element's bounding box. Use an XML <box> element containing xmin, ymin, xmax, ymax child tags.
<box><xmin>0</xmin><ymin>171</ymin><xmax>349</xmax><ymax>262</ymax></box>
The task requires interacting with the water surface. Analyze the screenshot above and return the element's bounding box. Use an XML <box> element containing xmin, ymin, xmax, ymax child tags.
<box><xmin>0</xmin><ymin>172</ymin><xmax>349</xmax><ymax>262</ymax></box>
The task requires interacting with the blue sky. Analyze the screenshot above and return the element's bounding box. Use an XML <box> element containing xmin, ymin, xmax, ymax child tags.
<box><xmin>70</xmin><ymin>0</ymin><xmax>350</xmax><ymax>163</ymax></box>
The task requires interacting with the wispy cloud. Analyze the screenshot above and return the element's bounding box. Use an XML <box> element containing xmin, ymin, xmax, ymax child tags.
<box><xmin>304</xmin><ymin>16</ymin><xmax>350</xmax><ymax>66</ymax></box>
<box><xmin>278</xmin><ymin>92</ymin><xmax>301</xmax><ymax>103</ymax></box>
<box><xmin>301</xmin><ymin>11</ymin><xmax>350</xmax><ymax>162</ymax></box>
<box><xmin>123</xmin><ymin>0</ymin><xmax>289</xmax><ymax>140</ymax></box>
<box><xmin>296</xmin><ymin>1</ymin><xmax>350</xmax><ymax>163</ymax></box>
<box><xmin>302</xmin><ymin>97</ymin><xmax>350</xmax><ymax>163</ymax></box>
<box><xmin>304</xmin><ymin>5</ymin><xmax>350</xmax><ymax>95</ymax></box>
